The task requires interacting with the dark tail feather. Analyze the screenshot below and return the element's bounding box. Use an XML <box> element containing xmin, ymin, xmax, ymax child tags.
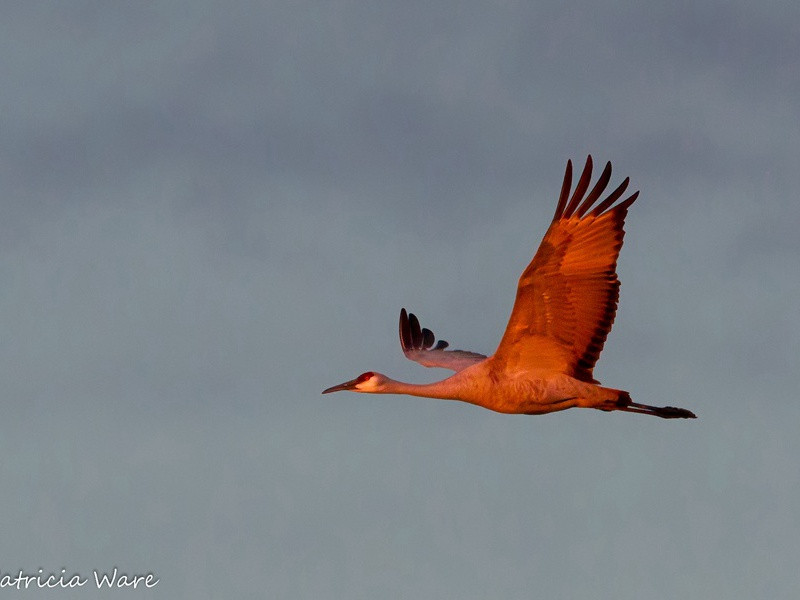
<box><xmin>617</xmin><ymin>392</ymin><xmax>697</xmax><ymax>419</ymax></box>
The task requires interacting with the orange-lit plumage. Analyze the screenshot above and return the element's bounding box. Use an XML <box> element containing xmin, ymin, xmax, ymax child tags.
<box><xmin>323</xmin><ymin>156</ymin><xmax>696</xmax><ymax>419</ymax></box>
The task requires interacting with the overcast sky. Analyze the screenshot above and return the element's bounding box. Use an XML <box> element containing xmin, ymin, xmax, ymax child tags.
<box><xmin>2</xmin><ymin>1</ymin><xmax>799</xmax><ymax>598</ymax></box>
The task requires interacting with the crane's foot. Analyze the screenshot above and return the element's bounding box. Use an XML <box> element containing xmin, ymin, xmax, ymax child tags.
<box><xmin>655</xmin><ymin>406</ymin><xmax>697</xmax><ymax>419</ymax></box>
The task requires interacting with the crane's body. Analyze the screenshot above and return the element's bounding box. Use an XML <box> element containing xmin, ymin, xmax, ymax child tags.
<box><xmin>323</xmin><ymin>156</ymin><xmax>696</xmax><ymax>419</ymax></box>
<box><xmin>334</xmin><ymin>364</ymin><xmax>622</xmax><ymax>415</ymax></box>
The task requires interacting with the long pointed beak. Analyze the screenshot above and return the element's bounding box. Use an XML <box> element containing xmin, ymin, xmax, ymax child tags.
<box><xmin>322</xmin><ymin>377</ymin><xmax>360</xmax><ymax>394</ymax></box>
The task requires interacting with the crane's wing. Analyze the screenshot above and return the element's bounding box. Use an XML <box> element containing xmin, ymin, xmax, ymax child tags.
<box><xmin>399</xmin><ymin>308</ymin><xmax>486</xmax><ymax>372</ymax></box>
<box><xmin>492</xmin><ymin>156</ymin><xmax>638</xmax><ymax>383</ymax></box>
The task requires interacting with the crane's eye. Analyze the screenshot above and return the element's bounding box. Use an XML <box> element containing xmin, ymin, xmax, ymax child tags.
<box><xmin>357</xmin><ymin>372</ymin><xmax>374</xmax><ymax>383</ymax></box>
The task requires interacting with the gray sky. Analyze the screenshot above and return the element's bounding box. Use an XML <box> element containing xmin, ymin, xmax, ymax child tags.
<box><xmin>2</xmin><ymin>1</ymin><xmax>799</xmax><ymax>598</ymax></box>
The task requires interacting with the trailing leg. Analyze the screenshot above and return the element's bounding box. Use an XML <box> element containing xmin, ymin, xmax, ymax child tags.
<box><xmin>618</xmin><ymin>402</ymin><xmax>696</xmax><ymax>419</ymax></box>
<box><xmin>598</xmin><ymin>389</ymin><xmax>696</xmax><ymax>419</ymax></box>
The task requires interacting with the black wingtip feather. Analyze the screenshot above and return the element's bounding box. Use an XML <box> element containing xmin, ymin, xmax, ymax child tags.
<box><xmin>553</xmin><ymin>159</ymin><xmax>573</xmax><ymax>221</ymax></box>
<box><xmin>409</xmin><ymin>312</ymin><xmax>423</xmax><ymax>347</ymax></box>
<box><xmin>563</xmin><ymin>155</ymin><xmax>593</xmax><ymax>218</ymax></box>
<box><xmin>421</xmin><ymin>328</ymin><xmax>435</xmax><ymax>349</ymax></box>
<box><xmin>399</xmin><ymin>308</ymin><xmax>411</xmax><ymax>351</ymax></box>
<box><xmin>575</xmin><ymin>160</ymin><xmax>613</xmax><ymax>218</ymax></box>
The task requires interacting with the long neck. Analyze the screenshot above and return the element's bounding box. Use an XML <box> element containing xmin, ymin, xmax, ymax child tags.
<box><xmin>379</xmin><ymin>374</ymin><xmax>471</xmax><ymax>401</ymax></box>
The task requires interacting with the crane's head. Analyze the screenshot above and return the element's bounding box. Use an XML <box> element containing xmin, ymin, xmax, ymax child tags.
<box><xmin>322</xmin><ymin>371</ymin><xmax>387</xmax><ymax>394</ymax></box>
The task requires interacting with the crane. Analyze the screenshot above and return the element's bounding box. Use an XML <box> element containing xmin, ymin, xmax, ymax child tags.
<box><xmin>323</xmin><ymin>156</ymin><xmax>696</xmax><ymax>419</ymax></box>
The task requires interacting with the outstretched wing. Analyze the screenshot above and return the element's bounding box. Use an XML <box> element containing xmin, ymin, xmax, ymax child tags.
<box><xmin>492</xmin><ymin>156</ymin><xmax>638</xmax><ymax>382</ymax></box>
<box><xmin>399</xmin><ymin>308</ymin><xmax>486</xmax><ymax>372</ymax></box>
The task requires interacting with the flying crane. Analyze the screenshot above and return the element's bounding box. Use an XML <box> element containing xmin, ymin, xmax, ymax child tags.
<box><xmin>323</xmin><ymin>156</ymin><xmax>696</xmax><ymax>419</ymax></box>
